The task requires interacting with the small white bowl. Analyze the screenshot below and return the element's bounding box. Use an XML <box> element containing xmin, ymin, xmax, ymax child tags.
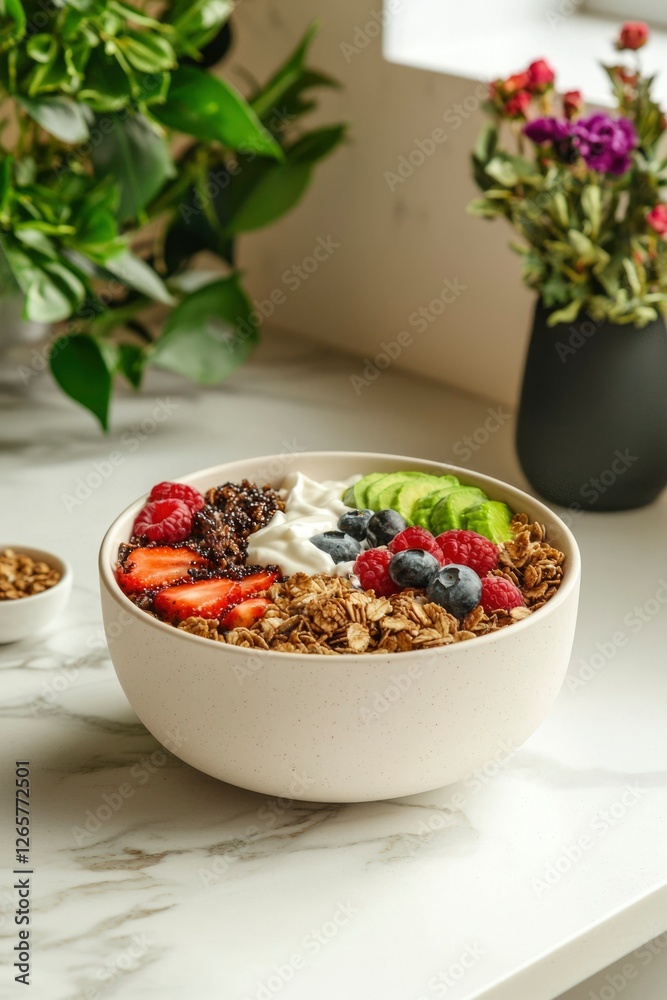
<box><xmin>0</xmin><ymin>547</ymin><xmax>72</xmax><ymax>644</ymax></box>
<box><xmin>99</xmin><ymin>452</ymin><xmax>581</xmax><ymax>802</ymax></box>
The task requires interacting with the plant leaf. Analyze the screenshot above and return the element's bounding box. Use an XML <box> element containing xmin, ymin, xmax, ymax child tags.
<box><xmin>116</xmin><ymin>341</ymin><xmax>146</xmax><ymax>388</ymax></box>
<box><xmin>473</xmin><ymin>123</ymin><xmax>498</xmax><ymax>165</ymax></box>
<box><xmin>0</xmin><ymin>0</ymin><xmax>26</xmax><ymax>49</ymax></box>
<box><xmin>91</xmin><ymin>113</ymin><xmax>174</xmax><ymax>221</ymax></box>
<box><xmin>18</xmin><ymin>95</ymin><xmax>91</xmax><ymax>142</ymax></box>
<box><xmin>79</xmin><ymin>49</ymin><xmax>132</xmax><ymax>111</ymax></box>
<box><xmin>151</xmin><ymin>276</ymin><xmax>258</xmax><ymax>383</ymax></box>
<box><xmin>467</xmin><ymin>197</ymin><xmax>502</xmax><ymax>218</ymax></box>
<box><xmin>485</xmin><ymin>156</ymin><xmax>518</xmax><ymax>187</ymax></box>
<box><xmin>227</xmin><ymin>161</ymin><xmax>312</xmax><ymax>233</ymax></box>
<box><xmin>287</xmin><ymin>124</ymin><xmax>347</xmax><ymax>163</ymax></box>
<box><xmin>3</xmin><ymin>244</ymin><xmax>74</xmax><ymax>321</ymax></box>
<box><xmin>153</xmin><ymin>65</ymin><xmax>283</xmax><ymax>159</ymax></box>
<box><xmin>581</xmin><ymin>184</ymin><xmax>601</xmax><ymax>239</ymax></box>
<box><xmin>548</xmin><ymin>298</ymin><xmax>583</xmax><ymax>325</ymax></box>
<box><xmin>50</xmin><ymin>333</ymin><xmax>113</xmax><ymax>429</ymax></box>
<box><xmin>166</xmin><ymin>0</ymin><xmax>233</xmax><ymax>52</ymax></box>
<box><xmin>249</xmin><ymin>22</ymin><xmax>318</xmax><ymax>120</ymax></box>
<box><xmin>116</xmin><ymin>31</ymin><xmax>176</xmax><ymax>73</ymax></box>
<box><xmin>104</xmin><ymin>249</ymin><xmax>174</xmax><ymax>305</ymax></box>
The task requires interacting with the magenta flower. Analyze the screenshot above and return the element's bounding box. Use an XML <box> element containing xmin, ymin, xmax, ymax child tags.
<box><xmin>523</xmin><ymin>112</ymin><xmax>637</xmax><ymax>175</ymax></box>
<box><xmin>523</xmin><ymin>117</ymin><xmax>572</xmax><ymax>145</ymax></box>
<box><xmin>571</xmin><ymin>113</ymin><xmax>637</xmax><ymax>175</ymax></box>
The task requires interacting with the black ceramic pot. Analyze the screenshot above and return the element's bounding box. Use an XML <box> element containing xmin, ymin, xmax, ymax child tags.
<box><xmin>517</xmin><ymin>300</ymin><xmax>667</xmax><ymax>511</ymax></box>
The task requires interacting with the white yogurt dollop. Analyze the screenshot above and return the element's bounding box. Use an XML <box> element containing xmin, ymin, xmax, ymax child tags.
<box><xmin>246</xmin><ymin>471</ymin><xmax>360</xmax><ymax>577</ymax></box>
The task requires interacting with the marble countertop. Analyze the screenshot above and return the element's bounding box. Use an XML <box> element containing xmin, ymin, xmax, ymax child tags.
<box><xmin>1</xmin><ymin>331</ymin><xmax>666</xmax><ymax>1000</ymax></box>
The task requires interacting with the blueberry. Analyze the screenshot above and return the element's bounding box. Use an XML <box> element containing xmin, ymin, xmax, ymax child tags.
<box><xmin>337</xmin><ymin>508</ymin><xmax>373</xmax><ymax>541</ymax></box>
<box><xmin>366</xmin><ymin>509</ymin><xmax>407</xmax><ymax>547</ymax></box>
<box><xmin>310</xmin><ymin>531</ymin><xmax>361</xmax><ymax>564</ymax></box>
<box><xmin>426</xmin><ymin>564</ymin><xmax>482</xmax><ymax>619</ymax></box>
<box><xmin>389</xmin><ymin>549</ymin><xmax>441</xmax><ymax>589</ymax></box>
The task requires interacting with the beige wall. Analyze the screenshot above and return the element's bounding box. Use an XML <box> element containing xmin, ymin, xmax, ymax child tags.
<box><xmin>231</xmin><ymin>0</ymin><xmax>536</xmax><ymax>406</ymax></box>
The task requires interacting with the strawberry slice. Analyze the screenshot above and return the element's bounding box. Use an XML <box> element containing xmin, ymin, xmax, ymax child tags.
<box><xmin>220</xmin><ymin>597</ymin><xmax>272</xmax><ymax>630</ymax></box>
<box><xmin>153</xmin><ymin>568</ymin><xmax>279</xmax><ymax>624</ymax></box>
<box><xmin>235</xmin><ymin>568</ymin><xmax>279</xmax><ymax>600</ymax></box>
<box><xmin>154</xmin><ymin>577</ymin><xmax>240</xmax><ymax>622</ymax></box>
<box><xmin>117</xmin><ymin>546</ymin><xmax>209</xmax><ymax>594</ymax></box>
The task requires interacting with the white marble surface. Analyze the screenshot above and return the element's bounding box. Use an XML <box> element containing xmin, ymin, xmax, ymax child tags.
<box><xmin>1</xmin><ymin>331</ymin><xmax>666</xmax><ymax>1000</ymax></box>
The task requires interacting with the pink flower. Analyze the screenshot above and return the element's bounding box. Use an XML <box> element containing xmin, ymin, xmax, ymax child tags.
<box><xmin>646</xmin><ymin>204</ymin><xmax>667</xmax><ymax>236</ymax></box>
<box><xmin>616</xmin><ymin>21</ymin><xmax>648</xmax><ymax>51</ymax></box>
<box><xmin>527</xmin><ymin>59</ymin><xmax>555</xmax><ymax>92</ymax></box>
<box><xmin>563</xmin><ymin>90</ymin><xmax>583</xmax><ymax>120</ymax></box>
<box><xmin>505</xmin><ymin>90</ymin><xmax>532</xmax><ymax>119</ymax></box>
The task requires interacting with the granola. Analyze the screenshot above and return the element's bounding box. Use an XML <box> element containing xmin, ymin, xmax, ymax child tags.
<box><xmin>0</xmin><ymin>549</ymin><xmax>61</xmax><ymax>600</ymax></box>
<box><xmin>216</xmin><ymin>514</ymin><xmax>566</xmax><ymax>654</ymax></box>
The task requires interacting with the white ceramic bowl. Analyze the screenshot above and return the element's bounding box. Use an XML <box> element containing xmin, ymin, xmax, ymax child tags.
<box><xmin>99</xmin><ymin>452</ymin><xmax>581</xmax><ymax>802</ymax></box>
<box><xmin>0</xmin><ymin>546</ymin><xmax>72</xmax><ymax>644</ymax></box>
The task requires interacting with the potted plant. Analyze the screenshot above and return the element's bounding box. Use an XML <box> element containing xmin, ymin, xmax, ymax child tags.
<box><xmin>0</xmin><ymin>2</ymin><xmax>346</xmax><ymax>428</ymax></box>
<box><xmin>469</xmin><ymin>21</ymin><xmax>667</xmax><ymax>511</ymax></box>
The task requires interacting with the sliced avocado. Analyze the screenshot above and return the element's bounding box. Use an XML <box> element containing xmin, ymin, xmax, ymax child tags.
<box><xmin>464</xmin><ymin>500</ymin><xmax>514</xmax><ymax>543</ymax></box>
<box><xmin>430</xmin><ymin>486</ymin><xmax>487</xmax><ymax>534</ymax></box>
<box><xmin>394</xmin><ymin>476</ymin><xmax>458</xmax><ymax>523</ymax></box>
<box><xmin>351</xmin><ymin>472</ymin><xmax>389</xmax><ymax>508</ymax></box>
<box><xmin>365</xmin><ymin>471</ymin><xmax>423</xmax><ymax>510</ymax></box>
<box><xmin>411</xmin><ymin>482</ymin><xmax>461</xmax><ymax>528</ymax></box>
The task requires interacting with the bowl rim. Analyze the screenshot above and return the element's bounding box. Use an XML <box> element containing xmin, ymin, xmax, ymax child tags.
<box><xmin>0</xmin><ymin>545</ymin><xmax>72</xmax><ymax>612</ymax></box>
<box><xmin>98</xmin><ymin>451</ymin><xmax>581</xmax><ymax>661</ymax></box>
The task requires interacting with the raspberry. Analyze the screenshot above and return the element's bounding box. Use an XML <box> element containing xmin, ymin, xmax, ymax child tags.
<box><xmin>133</xmin><ymin>499</ymin><xmax>193</xmax><ymax>543</ymax></box>
<box><xmin>388</xmin><ymin>527</ymin><xmax>444</xmax><ymax>563</ymax></box>
<box><xmin>354</xmin><ymin>548</ymin><xmax>400</xmax><ymax>597</ymax></box>
<box><xmin>436</xmin><ymin>530</ymin><xmax>498</xmax><ymax>578</ymax></box>
<box><xmin>481</xmin><ymin>576</ymin><xmax>524</xmax><ymax>615</ymax></box>
<box><xmin>148</xmin><ymin>481</ymin><xmax>205</xmax><ymax>513</ymax></box>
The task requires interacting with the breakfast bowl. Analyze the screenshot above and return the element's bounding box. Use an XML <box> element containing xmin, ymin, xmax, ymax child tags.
<box><xmin>0</xmin><ymin>546</ymin><xmax>72</xmax><ymax>644</ymax></box>
<box><xmin>99</xmin><ymin>452</ymin><xmax>580</xmax><ymax>802</ymax></box>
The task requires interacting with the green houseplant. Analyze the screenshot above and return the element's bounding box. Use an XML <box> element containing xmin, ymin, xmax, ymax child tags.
<box><xmin>0</xmin><ymin>1</ymin><xmax>346</xmax><ymax>428</ymax></box>
<box><xmin>468</xmin><ymin>21</ymin><xmax>667</xmax><ymax>510</ymax></box>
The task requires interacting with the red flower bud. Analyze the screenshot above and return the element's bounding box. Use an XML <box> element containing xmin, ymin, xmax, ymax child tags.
<box><xmin>505</xmin><ymin>90</ymin><xmax>532</xmax><ymax>119</ymax></box>
<box><xmin>527</xmin><ymin>59</ymin><xmax>555</xmax><ymax>92</ymax></box>
<box><xmin>647</xmin><ymin>203</ymin><xmax>667</xmax><ymax>236</ymax></box>
<box><xmin>616</xmin><ymin>21</ymin><xmax>648</xmax><ymax>51</ymax></box>
<box><xmin>503</xmin><ymin>71</ymin><xmax>530</xmax><ymax>95</ymax></box>
<box><xmin>563</xmin><ymin>90</ymin><xmax>583</xmax><ymax>120</ymax></box>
